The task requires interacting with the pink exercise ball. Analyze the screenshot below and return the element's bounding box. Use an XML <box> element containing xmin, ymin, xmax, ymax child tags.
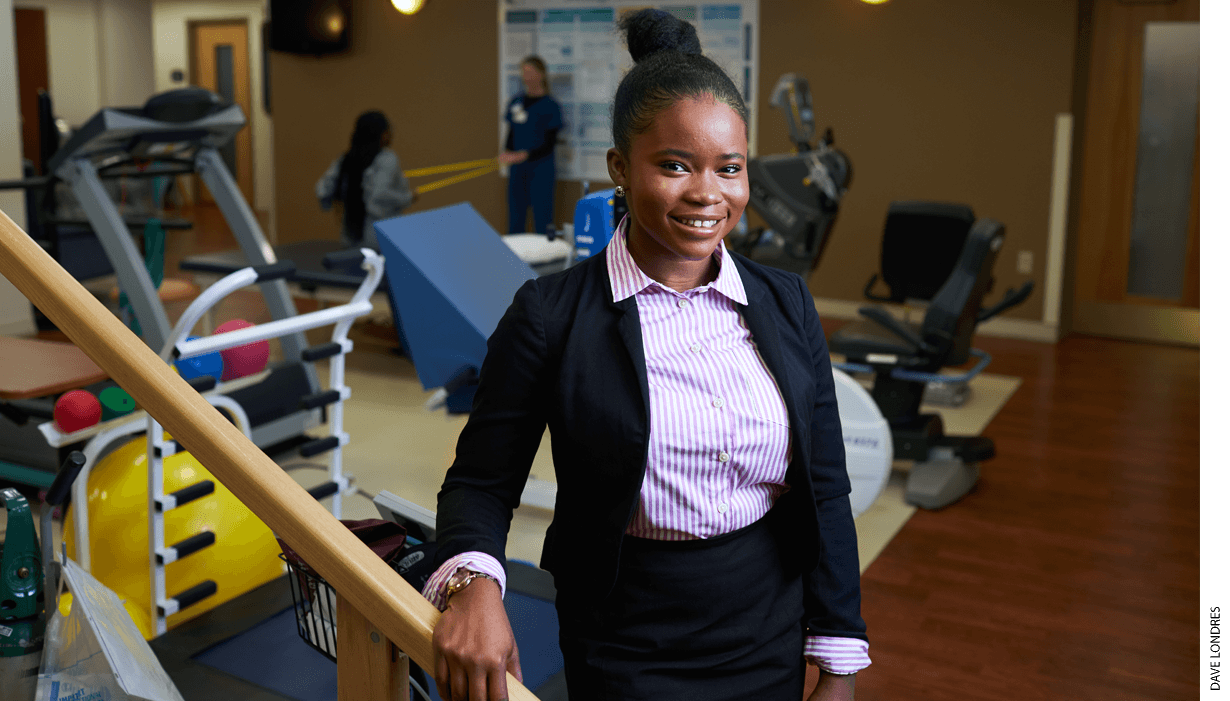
<box><xmin>214</xmin><ymin>319</ymin><xmax>271</xmax><ymax>381</ymax></box>
<box><xmin>54</xmin><ymin>389</ymin><xmax>102</xmax><ymax>433</ymax></box>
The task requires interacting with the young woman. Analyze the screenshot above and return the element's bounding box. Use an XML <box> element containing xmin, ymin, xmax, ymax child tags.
<box><xmin>316</xmin><ymin>110</ymin><xmax>416</xmax><ymax>250</ymax></box>
<box><xmin>428</xmin><ymin>10</ymin><xmax>868</xmax><ymax>701</ymax></box>
<box><xmin>498</xmin><ymin>56</ymin><xmax>564</xmax><ymax>234</ymax></box>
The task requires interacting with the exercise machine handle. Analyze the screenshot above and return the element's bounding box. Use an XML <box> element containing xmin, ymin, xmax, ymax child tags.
<box><xmin>978</xmin><ymin>280</ymin><xmax>1034</xmax><ymax>322</ymax></box>
<box><xmin>323</xmin><ymin>248</ymin><xmax>365</xmax><ymax>270</ymax></box>
<box><xmin>46</xmin><ymin>451</ymin><xmax>86</xmax><ymax>507</ymax></box>
<box><xmin>252</xmin><ymin>260</ymin><xmax>296</xmax><ymax>282</ymax></box>
<box><xmin>862</xmin><ymin>273</ymin><xmax>894</xmax><ymax>303</ymax></box>
<box><xmin>858</xmin><ymin>306</ymin><xmax>934</xmax><ymax>354</ymax></box>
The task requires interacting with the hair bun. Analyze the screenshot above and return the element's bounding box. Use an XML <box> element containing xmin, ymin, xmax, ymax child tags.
<box><xmin>619</xmin><ymin>9</ymin><xmax>702</xmax><ymax>63</ymax></box>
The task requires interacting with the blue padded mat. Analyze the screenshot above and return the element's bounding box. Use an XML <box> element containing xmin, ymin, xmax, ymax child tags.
<box><xmin>192</xmin><ymin>590</ymin><xmax>563</xmax><ymax>700</ymax></box>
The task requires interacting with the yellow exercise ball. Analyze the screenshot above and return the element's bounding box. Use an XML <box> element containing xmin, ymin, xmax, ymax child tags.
<box><xmin>64</xmin><ymin>435</ymin><xmax>285</xmax><ymax>640</ymax></box>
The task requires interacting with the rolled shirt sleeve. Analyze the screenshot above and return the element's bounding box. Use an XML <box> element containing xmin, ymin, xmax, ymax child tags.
<box><xmin>422</xmin><ymin>551</ymin><xmax>508</xmax><ymax>611</ymax></box>
<box><xmin>805</xmin><ymin>635</ymin><xmax>871</xmax><ymax>675</ymax></box>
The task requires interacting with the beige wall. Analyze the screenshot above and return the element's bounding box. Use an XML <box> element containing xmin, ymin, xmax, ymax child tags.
<box><xmin>2</xmin><ymin>0</ymin><xmax>35</xmax><ymax>334</ymax></box>
<box><xmin>152</xmin><ymin>0</ymin><xmax>275</xmax><ymax>215</ymax></box>
<box><xmin>97</xmin><ymin>0</ymin><xmax>156</xmax><ymax>106</ymax></box>
<box><xmin>271</xmin><ymin>0</ymin><xmax>1078</xmax><ymax>325</ymax></box>
<box><xmin>13</xmin><ymin>0</ymin><xmax>155</xmax><ymax>120</ymax></box>
<box><xmin>13</xmin><ymin>0</ymin><xmax>104</xmax><ymax>126</ymax></box>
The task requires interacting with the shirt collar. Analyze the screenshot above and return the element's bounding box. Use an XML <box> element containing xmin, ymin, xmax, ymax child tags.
<box><xmin>606</xmin><ymin>215</ymin><xmax>748</xmax><ymax>305</ymax></box>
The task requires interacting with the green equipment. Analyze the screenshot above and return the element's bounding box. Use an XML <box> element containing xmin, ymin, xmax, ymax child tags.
<box><xmin>0</xmin><ymin>487</ymin><xmax>45</xmax><ymax>701</ymax></box>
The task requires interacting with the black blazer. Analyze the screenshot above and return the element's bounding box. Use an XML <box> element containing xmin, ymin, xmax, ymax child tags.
<box><xmin>435</xmin><ymin>250</ymin><xmax>867</xmax><ymax>643</ymax></box>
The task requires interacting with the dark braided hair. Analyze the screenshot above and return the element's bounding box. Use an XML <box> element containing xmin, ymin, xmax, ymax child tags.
<box><xmin>333</xmin><ymin>110</ymin><xmax>389</xmax><ymax>244</ymax></box>
<box><xmin>612</xmin><ymin>9</ymin><xmax>748</xmax><ymax>155</ymax></box>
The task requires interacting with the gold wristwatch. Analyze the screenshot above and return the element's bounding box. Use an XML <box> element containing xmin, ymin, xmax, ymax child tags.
<box><xmin>444</xmin><ymin>568</ymin><xmax>496</xmax><ymax>603</ymax></box>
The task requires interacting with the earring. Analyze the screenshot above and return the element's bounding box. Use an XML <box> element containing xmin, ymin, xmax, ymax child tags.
<box><xmin>615</xmin><ymin>185</ymin><xmax>625</xmax><ymax>197</ymax></box>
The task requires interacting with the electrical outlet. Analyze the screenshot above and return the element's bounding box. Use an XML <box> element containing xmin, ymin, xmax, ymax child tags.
<box><xmin>1017</xmin><ymin>250</ymin><xmax>1034</xmax><ymax>275</ymax></box>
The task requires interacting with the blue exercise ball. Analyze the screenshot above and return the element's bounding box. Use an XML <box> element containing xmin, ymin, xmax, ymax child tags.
<box><xmin>173</xmin><ymin>336</ymin><xmax>224</xmax><ymax>382</ymax></box>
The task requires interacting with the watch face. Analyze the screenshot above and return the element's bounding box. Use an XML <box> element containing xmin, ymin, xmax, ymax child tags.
<box><xmin>446</xmin><ymin>569</ymin><xmax>471</xmax><ymax>594</ymax></box>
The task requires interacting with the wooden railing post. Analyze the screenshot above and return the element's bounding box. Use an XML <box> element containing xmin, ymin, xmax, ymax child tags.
<box><xmin>0</xmin><ymin>208</ymin><xmax>540</xmax><ymax>701</ymax></box>
<box><xmin>337</xmin><ymin>596</ymin><xmax>410</xmax><ymax>701</ymax></box>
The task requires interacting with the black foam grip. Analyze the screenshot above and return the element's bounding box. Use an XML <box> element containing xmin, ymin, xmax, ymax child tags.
<box><xmin>301</xmin><ymin>343</ymin><xmax>343</xmax><ymax>362</ymax></box>
<box><xmin>159</xmin><ymin>531</ymin><xmax>215</xmax><ymax>564</ymax></box>
<box><xmin>186</xmin><ymin>374</ymin><xmax>217</xmax><ymax>393</ymax></box>
<box><xmin>168</xmin><ymin>480</ymin><xmax>215</xmax><ymax>509</ymax></box>
<box><xmin>307</xmin><ymin>481</ymin><xmax>341</xmax><ymax>500</ymax></box>
<box><xmin>252</xmin><ymin>260</ymin><xmax>296</xmax><ymax>282</ymax></box>
<box><xmin>169</xmin><ymin>580</ymin><xmax>217</xmax><ymax>612</ymax></box>
<box><xmin>46</xmin><ymin>451</ymin><xmax>86</xmax><ymax>507</ymax></box>
<box><xmin>323</xmin><ymin>248</ymin><xmax>364</xmax><ymax>270</ymax></box>
<box><xmin>300</xmin><ymin>390</ymin><xmax>341</xmax><ymax>411</ymax></box>
<box><xmin>299</xmin><ymin>436</ymin><xmax>340</xmax><ymax>458</ymax></box>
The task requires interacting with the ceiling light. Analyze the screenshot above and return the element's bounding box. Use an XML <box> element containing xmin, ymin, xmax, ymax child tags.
<box><xmin>392</xmin><ymin>0</ymin><xmax>426</xmax><ymax>15</ymax></box>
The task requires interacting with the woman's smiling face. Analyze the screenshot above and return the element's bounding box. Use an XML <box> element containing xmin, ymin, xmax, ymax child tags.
<box><xmin>608</xmin><ymin>95</ymin><xmax>749</xmax><ymax>275</ymax></box>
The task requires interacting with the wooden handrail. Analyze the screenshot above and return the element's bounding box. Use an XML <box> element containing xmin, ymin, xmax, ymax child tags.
<box><xmin>0</xmin><ymin>208</ymin><xmax>539</xmax><ymax>701</ymax></box>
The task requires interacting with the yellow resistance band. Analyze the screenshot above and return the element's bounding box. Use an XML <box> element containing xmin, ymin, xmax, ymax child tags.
<box><xmin>414</xmin><ymin>165</ymin><xmax>498</xmax><ymax>194</ymax></box>
<box><xmin>404</xmin><ymin>158</ymin><xmax>498</xmax><ymax>178</ymax></box>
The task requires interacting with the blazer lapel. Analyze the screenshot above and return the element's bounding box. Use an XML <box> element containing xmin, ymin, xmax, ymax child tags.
<box><xmin>613</xmin><ymin>295</ymin><xmax>651</xmax><ymax>422</ymax></box>
<box><xmin>735</xmin><ymin>268</ymin><xmax>804</xmax><ymax>461</ymax></box>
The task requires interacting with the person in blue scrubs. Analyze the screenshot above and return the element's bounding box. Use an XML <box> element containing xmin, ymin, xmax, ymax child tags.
<box><xmin>498</xmin><ymin>56</ymin><xmax>563</xmax><ymax>235</ymax></box>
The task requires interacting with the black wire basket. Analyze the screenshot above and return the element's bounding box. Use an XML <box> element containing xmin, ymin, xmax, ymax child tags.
<box><xmin>278</xmin><ymin>552</ymin><xmax>339</xmax><ymax>662</ymax></box>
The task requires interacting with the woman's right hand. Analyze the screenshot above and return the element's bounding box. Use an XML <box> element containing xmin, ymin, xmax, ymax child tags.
<box><xmin>432</xmin><ymin>577</ymin><xmax>523</xmax><ymax>701</ymax></box>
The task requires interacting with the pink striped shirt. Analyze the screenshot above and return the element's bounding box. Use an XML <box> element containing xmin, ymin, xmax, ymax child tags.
<box><xmin>426</xmin><ymin>219</ymin><xmax>869</xmax><ymax>675</ymax></box>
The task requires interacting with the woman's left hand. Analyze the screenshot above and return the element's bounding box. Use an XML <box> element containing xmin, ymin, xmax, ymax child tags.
<box><xmin>807</xmin><ymin>672</ymin><xmax>856</xmax><ymax>701</ymax></box>
<box><xmin>498</xmin><ymin>151</ymin><xmax>529</xmax><ymax>165</ymax></box>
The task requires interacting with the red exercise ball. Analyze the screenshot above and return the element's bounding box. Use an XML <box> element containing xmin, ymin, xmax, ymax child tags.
<box><xmin>214</xmin><ymin>319</ymin><xmax>271</xmax><ymax>381</ymax></box>
<box><xmin>54</xmin><ymin>389</ymin><xmax>102</xmax><ymax>433</ymax></box>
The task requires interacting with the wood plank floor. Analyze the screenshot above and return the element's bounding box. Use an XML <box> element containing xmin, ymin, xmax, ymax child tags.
<box><xmin>87</xmin><ymin>205</ymin><xmax>1203</xmax><ymax>699</ymax></box>
<box><xmin>847</xmin><ymin>331</ymin><xmax>1199</xmax><ymax>700</ymax></box>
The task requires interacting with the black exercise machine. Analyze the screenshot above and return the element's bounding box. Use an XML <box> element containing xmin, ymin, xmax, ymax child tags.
<box><xmin>726</xmin><ymin>73</ymin><xmax>852</xmax><ymax>276</ymax></box>
<box><xmin>829</xmin><ymin>218</ymin><xmax>1033</xmax><ymax>508</ymax></box>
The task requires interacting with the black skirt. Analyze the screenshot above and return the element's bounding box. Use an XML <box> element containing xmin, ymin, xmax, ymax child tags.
<box><xmin>554</xmin><ymin>516</ymin><xmax>805</xmax><ymax>701</ymax></box>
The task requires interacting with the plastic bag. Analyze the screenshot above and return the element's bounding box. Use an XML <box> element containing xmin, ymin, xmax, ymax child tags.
<box><xmin>34</xmin><ymin>558</ymin><xmax>184</xmax><ymax>701</ymax></box>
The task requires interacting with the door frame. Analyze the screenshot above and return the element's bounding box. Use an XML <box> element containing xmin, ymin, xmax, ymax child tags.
<box><xmin>1065</xmin><ymin>0</ymin><xmax>1199</xmax><ymax>347</ymax></box>
<box><xmin>188</xmin><ymin>18</ymin><xmax>255</xmax><ymax>205</ymax></box>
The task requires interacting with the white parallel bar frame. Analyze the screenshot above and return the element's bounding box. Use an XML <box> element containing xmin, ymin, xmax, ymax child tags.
<box><xmin>145</xmin><ymin>248</ymin><xmax>384</xmax><ymax>634</ymax></box>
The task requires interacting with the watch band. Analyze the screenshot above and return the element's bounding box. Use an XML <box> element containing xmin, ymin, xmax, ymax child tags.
<box><xmin>444</xmin><ymin>568</ymin><xmax>496</xmax><ymax>603</ymax></box>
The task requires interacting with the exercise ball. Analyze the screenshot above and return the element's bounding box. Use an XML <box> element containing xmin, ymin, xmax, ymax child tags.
<box><xmin>173</xmin><ymin>336</ymin><xmax>224</xmax><ymax>382</ymax></box>
<box><xmin>214</xmin><ymin>319</ymin><xmax>270</xmax><ymax>381</ymax></box>
<box><xmin>54</xmin><ymin>390</ymin><xmax>101</xmax><ymax>433</ymax></box>
<box><xmin>64</xmin><ymin>435</ymin><xmax>285</xmax><ymax>639</ymax></box>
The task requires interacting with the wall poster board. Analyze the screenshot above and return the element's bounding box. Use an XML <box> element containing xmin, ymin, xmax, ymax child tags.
<box><xmin>498</xmin><ymin>1</ymin><xmax>760</xmax><ymax>184</ymax></box>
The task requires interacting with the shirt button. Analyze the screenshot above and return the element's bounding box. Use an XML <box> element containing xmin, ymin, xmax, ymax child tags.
<box><xmin>677</xmin><ymin>299</ymin><xmax>690</xmax><ymax>308</ymax></box>
<box><xmin>712</xmin><ymin>397</ymin><xmax>724</xmax><ymax>408</ymax></box>
<box><xmin>690</xmin><ymin>343</ymin><xmax>701</xmax><ymax>353</ymax></box>
<box><xmin>718</xmin><ymin>502</ymin><xmax>729</xmax><ymax>513</ymax></box>
<box><xmin>718</xmin><ymin>451</ymin><xmax>730</xmax><ymax>463</ymax></box>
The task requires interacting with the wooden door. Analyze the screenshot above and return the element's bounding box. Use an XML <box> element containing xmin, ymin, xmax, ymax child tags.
<box><xmin>1069</xmin><ymin>0</ymin><xmax>1199</xmax><ymax>346</ymax></box>
<box><xmin>190</xmin><ymin>21</ymin><xmax>254</xmax><ymax>204</ymax></box>
<box><xmin>14</xmin><ymin>8</ymin><xmax>49</xmax><ymax>174</ymax></box>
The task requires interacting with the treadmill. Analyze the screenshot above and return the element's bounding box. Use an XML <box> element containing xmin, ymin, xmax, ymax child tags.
<box><xmin>38</xmin><ymin>87</ymin><xmax>321</xmax><ymax>453</ymax></box>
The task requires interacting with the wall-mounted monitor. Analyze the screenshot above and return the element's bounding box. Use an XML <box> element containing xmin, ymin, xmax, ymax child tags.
<box><xmin>269</xmin><ymin>0</ymin><xmax>353</xmax><ymax>56</ymax></box>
